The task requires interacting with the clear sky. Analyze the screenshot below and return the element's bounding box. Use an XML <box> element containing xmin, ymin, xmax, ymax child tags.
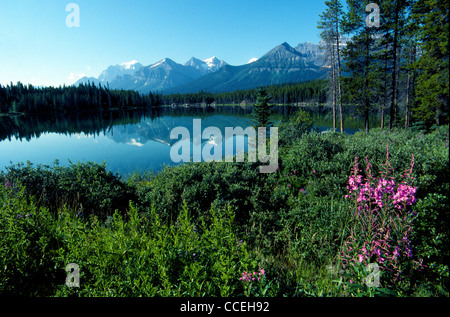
<box><xmin>0</xmin><ymin>0</ymin><xmax>327</xmax><ymax>87</ymax></box>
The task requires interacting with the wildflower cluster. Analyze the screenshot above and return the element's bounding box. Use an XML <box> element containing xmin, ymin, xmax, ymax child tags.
<box><xmin>345</xmin><ymin>152</ymin><xmax>417</xmax><ymax>213</ymax></box>
<box><xmin>341</xmin><ymin>148</ymin><xmax>424</xmax><ymax>288</ymax></box>
<box><xmin>239</xmin><ymin>267</ymin><xmax>266</xmax><ymax>282</ymax></box>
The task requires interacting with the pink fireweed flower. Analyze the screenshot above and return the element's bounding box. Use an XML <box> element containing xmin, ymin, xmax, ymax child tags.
<box><xmin>360</xmin><ymin>245</ymin><xmax>368</xmax><ymax>256</ymax></box>
<box><xmin>392</xmin><ymin>246</ymin><xmax>400</xmax><ymax>261</ymax></box>
<box><xmin>240</xmin><ymin>268</ymin><xmax>265</xmax><ymax>283</ymax></box>
<box><xmin>357</xmin><ymin>254</ymin><xmax>364</xmax><ymax>263</ymax></box>
<box><xmin>374</xmin><ymin>248</ymin><xmax>381</xmax><ymax>257</ymax></box>
<box><xmin>392</xmin><ymin>184</ymin><xmax>417</xmax><ymax>208</ymax></box>
<box><xmin>240</xmin><ymin>271</ymin><xmax>251</xmax><ymax>282</ymax></box>
<box><xmin>341</xmin><ymin>153</ymin><xmax>421</xmax><ymax>287</ymax></box>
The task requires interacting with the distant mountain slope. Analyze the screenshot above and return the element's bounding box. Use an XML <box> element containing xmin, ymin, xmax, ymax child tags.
<box><xmin>295</xmin><ymin>41</ymin><xmax>325</xmax><ymax>66</ymax></box>
<box><xmin>185</xmin><ymin>56</ymin><xmax>228</xmax><ymax>75</ymax></box>
<box><xmin>74</xmin><ymin>41</ymin><xmax>330</xmax><ymax>95</ymax></box>
<box><xmin>98</xmin><ymin>60</ymin><xmax>144</xmax><ymax>83</ymax></box>
<box><xmin>166</xmin><ymin>42</ymin><xmax>327</xmax><ymax>94</ymax></box>
<box><xmin>75</xmin><ymin>57</ymin><xmax>228</xmax><ymax>94</ymax></box>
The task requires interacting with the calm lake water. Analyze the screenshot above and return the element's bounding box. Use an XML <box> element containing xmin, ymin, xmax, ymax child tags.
<box><xmin>0</xmin><ymin>106</ymin><xmax>379</xmax><ymax>177</ymax></box>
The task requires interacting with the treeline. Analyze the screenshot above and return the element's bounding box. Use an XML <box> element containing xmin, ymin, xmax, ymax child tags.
<box><xmin>318</xmin><ymin>0</ymin><xmax>449</xmax><ymax>132</ymax></box>
<box><xmin>0</xmin><ymin>82</ymin><xmax>161</xmax><ymax>114</ymax></box>
<box><xmin>160</xmin><ymin>80</ymin><xmax>327</xmax><ymax>106</ymax></box>
<box><xmin>0</xmin><ymin>108</ymin><xmax>159</xmax><ymax>142</ymax></box>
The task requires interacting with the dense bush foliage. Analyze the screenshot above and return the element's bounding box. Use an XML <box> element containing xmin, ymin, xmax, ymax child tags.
<box><xmin>0</xmin><ymin>122</ymin><xmax>448</xmax><ymax>297</ymax></box>
<box><xmin>1</xmin><ymin>161</ymin><xmax>136</xmax><ymax>220</ymax></box>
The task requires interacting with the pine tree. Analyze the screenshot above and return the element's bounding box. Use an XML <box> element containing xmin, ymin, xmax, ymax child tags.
<box><xmin>401</xmin><ymin>1</ymin><xmax>420</xmax><ymax>128</ymax></box>
<box><xmin>251</xmin><ymin>88</ymin><xmax>273</xmax><ymax>128</ymax></box>
<box><xmin>318</xmin><ymin>0</ymin><xmax>345</xmax><ymax>133</ymax></box>
<box><xmin>411</xmin><ymin>0</ymin><xmax>449</xmax><ymax>127</ymax></box>
<box><xmin>341</xmin><ymin>0</ymin><xmax>384</xmax><ymax>133</ymax></box>
<box><xmin>377</xmin><ymin>0</ymin><xmax>412</xmax><ymax>129</ymax></box>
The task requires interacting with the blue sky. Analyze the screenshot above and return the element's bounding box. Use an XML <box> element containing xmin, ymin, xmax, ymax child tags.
<box><xmin>0</xmin><ymin>0</ymin><xmax>327</xmax><ymax>87</ymax></box>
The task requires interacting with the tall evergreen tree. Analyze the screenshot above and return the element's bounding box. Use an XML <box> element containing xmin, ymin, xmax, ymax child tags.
<box><xmin>377</xmin><ymin>0</ymin><xmax>411</xmax><ymax>129</ymax></box>
<box><xmin>400</xmin><ymin>1</ymin><xmax>420</xmax><ymax>128</ymax></box>
<box><xmin>251</xmin><ymin>88</ymin><xmax>273</xmax><ymax>128</ymax></box>
<box><xmin>341</xmin><ymin>0</ymin><xmax>384</xmax><ymax>133</ymax></box>
<box><xmin>411</xmin><ymin>0</ymin><xmax>449</xmax><ymax>127</ymax></box>
<box><xmin>318</xmin><ymin>0</ymin><xmax>345</xmax><ymax>133</ymax></box>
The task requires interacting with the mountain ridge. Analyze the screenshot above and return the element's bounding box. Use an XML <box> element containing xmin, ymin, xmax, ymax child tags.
<box><xmin>75</xmin><ymin>41</ymin><xmax>329</xmax><ymax>94</ymax></box>
<box><xmin>165</xmin><ymin>42</ymin><xmax>327</xmax><ymax>94</ymax></box>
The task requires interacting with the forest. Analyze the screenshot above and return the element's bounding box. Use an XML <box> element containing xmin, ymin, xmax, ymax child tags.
<box><xmin>159</xmin><ymin>80</ymin><xmax>328</xmax><ymax>106</ymax></box>
<box><xmin>0</xmin><ymin>82</ymin><xmax>161</xmax><ymax>114</ymax></box>
<box><xmin>317</xmin><ymin>0</ymin><xmax>448</xmax><ymax>132</ymax></box>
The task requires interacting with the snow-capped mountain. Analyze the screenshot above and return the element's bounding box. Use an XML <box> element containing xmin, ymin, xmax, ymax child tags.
<box><xmin>202</xmin><ymin>56</ymin><xmax>228</xmax><ymax>72</ymax></box>
<box><xmin>184</xmin><ymin>57</ymin><xmax>228</xmax><ymax>75</ymax></box>
<box><xmin>97</xmin><ymin>60</ymin><xmax>143</xmax><ymax>83</ymax></box>
<box><xmin>74</xmin><ymin>41</ymin><xmax>334</xmax><ymax>94</ymax></box>
<box><xmin>170</xmin><ymin>42</ymin><xmax>327</xmax><ymax>94</ymax></box>
<box><xmin>75</xmin><ymin>60</ymin><xmax>143</xmax><ymax>87</ymax></box>
<box><xmin>127</xmin><ymin>58</ymin><xmax>205</xmax><ymax>93</ymax></box>
<box><xmin>75</xmin><ymin>57</ymin><xmax>227</xmax><ymax>93</ymax></box>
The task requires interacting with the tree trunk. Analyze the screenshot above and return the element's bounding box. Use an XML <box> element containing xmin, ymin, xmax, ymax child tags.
<box><xmin>364</xmin><ymin>31</ymin><xmax>371</xmax><ymax>133</ymax></box>
<box><xmin>365</xmin><ymin>101</ymin><xmax>370</xmax><ymax>133</ymax></box>
<box><xmin>382</xmin><ymin>52</ymin><xmax>389</xmax><ymax>130</ymax></box>
<box><xmin>335</xmin><ymin>18</ymin><xmax>344</xmax><ymax>134</ymax></box>
<box><xmin>331</xmin><ymin>41</ymin><xmax>337</xmax><ymax>132</ymax></box>
<box><xmin>389</xmin><ymin>0</ymin><xmax>400</xmax><ymax>130</ymax></box>
<box><xmin>405</xmin><ymin>69</ymin><xmax>411</xmax><ymax>128</ymax></box>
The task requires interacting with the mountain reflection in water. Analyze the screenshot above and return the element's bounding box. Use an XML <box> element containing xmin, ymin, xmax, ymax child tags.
<box><xmin>0</xmin><ymin>105</ymin><xmax>379</xmax><ymax>176</ymax></box>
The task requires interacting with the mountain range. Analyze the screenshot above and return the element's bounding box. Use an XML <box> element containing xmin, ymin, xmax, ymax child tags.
<box><xmin>75</xmin><ymin>41</ymin><xmax>332</xmax><ymax>95</ymax></box>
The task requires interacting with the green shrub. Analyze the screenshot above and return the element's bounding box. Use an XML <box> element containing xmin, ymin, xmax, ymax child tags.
<box><xmin>1</xmin><ymin>161</ymin><xmax>136</xmax><ymax>220</ymax></box>
<box><xmin>55</xmin><ymin>202</ymin><xmax>270</xmax><ymax>297</ymax></box>
<box><xmin>0</xmin><ymin>184</ymin><xmax>65</xmax><ymax>296</ymax></box>
<box><xmin>278</xmin><ymin>108</ymin><xmax>314</xmax><ymax>148</ymax></box>
<box><xmin>133</xmin><ymin>161</ymin><xmax>284</xmax><ymax>235</ymax></box>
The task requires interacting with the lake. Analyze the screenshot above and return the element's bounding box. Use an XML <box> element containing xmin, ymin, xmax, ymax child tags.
<box><xmin>0</xmin><ymin>105</ymin><xmax>380</xmax><ymax>177</ymax></box>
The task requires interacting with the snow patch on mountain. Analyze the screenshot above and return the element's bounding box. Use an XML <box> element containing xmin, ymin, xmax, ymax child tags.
<box><xmin>120</xmin><ymin>60</ymin><xmax>140</xmax><ymax>69</ymax></box>
<box><xmin>151</xmin><ymin>59</ymin><xmax>167</xmax><ymax>68</ymax></box>
<box><xmin>203</xmin><ymin>56</ymin><xmax>217</xmax><ymax>68</ymax></box>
